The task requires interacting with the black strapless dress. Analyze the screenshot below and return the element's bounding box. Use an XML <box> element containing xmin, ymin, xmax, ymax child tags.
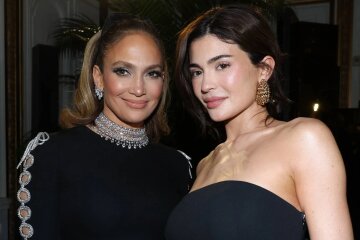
<box><xmin>165</xmin><ymin>181</ymin><xmax>307</xmax><ymax>240</ymax></box>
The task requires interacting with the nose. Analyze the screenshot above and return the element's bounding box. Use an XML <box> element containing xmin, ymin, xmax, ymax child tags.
<box><xmin>129</xmin><ymin>76</ymin><xmax>146</xmax><ymax>97</ymax></box>
<box><xmin>201</xmin><ymin>72</ymin><xmax>215</xmax><ymax>93</ymax></box>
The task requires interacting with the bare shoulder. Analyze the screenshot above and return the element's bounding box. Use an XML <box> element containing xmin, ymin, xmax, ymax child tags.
<box><xmin>284</xmin><ymin>116</ymin><xmax>329</xmax><ymax>130</ymax></box>
<box><xmin>279</xmin><ymin>117</ymin><xmax>334</xmax><ymax>143</ymax></box>
<box><xmin>278</xmin><ymin>117</ymin><xmax>342</xmax><ymax>168</ymax></box>
<box><xmin>283</xmin><ymin>121</ymin><xmax>352</xmax><ymax>239</ymax></box>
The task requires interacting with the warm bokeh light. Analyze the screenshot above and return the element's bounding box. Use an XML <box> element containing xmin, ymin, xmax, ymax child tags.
<box><xmin>313</xmin><ymin>103</ymin><xmax>320</xmax><ymax>112</ymax></box>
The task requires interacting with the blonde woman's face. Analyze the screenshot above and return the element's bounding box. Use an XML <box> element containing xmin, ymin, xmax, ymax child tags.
<box><xmin>93</xmin><ymin>32</ymin><xmax>164</xmax><ymax>128</ymax></box>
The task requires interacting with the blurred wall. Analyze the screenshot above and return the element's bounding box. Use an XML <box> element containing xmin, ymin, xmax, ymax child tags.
<box><xmin>291</xmin><ymin>1</ymin><xmax>359</xmax><ymax>108</ymax></box>
<box><xmin>352</xmin><ymin>0</ymin><xmax>360</xmax><ymax>108</ymax></box>
<box><xmin>22</xmin><ymin>0</ymin><xmax>99</xmax><ymax>137</ymax></box>
<box><xmin>0</xmin><ymin>2</ymin><xmax>9</xmax><ymax>240</ymax></box>
<box><xmin>0</xmin><ymin>1</ymin><xmax>99</xmax><ymax>239</ymax></box>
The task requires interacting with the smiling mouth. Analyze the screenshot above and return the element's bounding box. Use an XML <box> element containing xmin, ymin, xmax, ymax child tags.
<box><xmin>124</xmin><ymin>99</ymin><xmax>148</xmax><ymax>109</ymax></box>
<box><xmin>203</xmin><ymin>97</ymin><xmax>226</xmax><ymax>109</ymax></box>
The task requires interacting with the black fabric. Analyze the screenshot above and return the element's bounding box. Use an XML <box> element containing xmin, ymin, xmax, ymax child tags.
<box><xmin>165</xmin><ymin>181</ymin><xmax>306</xmax><ymax>240</ymax></box>
<box><xmin>25</xmin><ymin>126</ymin><xmax>190</xmax><ymax>240</ymax></box>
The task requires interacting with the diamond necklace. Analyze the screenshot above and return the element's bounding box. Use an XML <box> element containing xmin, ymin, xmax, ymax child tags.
<box><xmin>93</xmin><ymin>112</ymin><xmax>149</xmax><ymax>149</ymax></box>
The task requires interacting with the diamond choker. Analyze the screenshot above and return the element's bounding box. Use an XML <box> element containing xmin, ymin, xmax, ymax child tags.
<box><xmin>93</xmin><ymin>112</ymin><xmax>149</xmax><ymax>149</ymax></box>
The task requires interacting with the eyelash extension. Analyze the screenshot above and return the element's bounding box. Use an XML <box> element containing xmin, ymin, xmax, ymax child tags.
<box><xmin>190</xmin><ymin>70</ymin><xmax>202</xmax><ymax>78</ymax></box>
<box><xmin>216</xmin><ymin>62</ymin><xmax>230</xmax><ymax>70</ymax></box>
<box><xmin>147</xmin><ymin>70</ymin><xmax>162</xmax><ymax>78</ymax></box>
<box><xmin>113</xmin><ymin>67</ymin><xmax>130</xmax><ymax>76</ymax></box>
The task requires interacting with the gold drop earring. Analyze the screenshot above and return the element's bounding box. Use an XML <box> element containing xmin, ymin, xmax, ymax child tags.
<box><xmin>255</xmin><ymin>79</ymin><xmax>270</xmax><ymax>106</ymax></box>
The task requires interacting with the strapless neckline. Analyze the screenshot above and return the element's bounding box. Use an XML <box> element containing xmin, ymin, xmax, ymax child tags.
<box><xmin>165</xmin><ymin>179</ymin><xmax>307</xmax><ymax>240</ymax></box>
<box><xmin>188</xmin><ymin>180</ymin><xmax>303</xmax><ymax>214</ymax></box>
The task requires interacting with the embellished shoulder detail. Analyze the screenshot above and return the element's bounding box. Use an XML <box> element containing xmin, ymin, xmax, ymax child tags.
<box><xmin>16</xmin><ymin>132</ymin><xmax>50</xmax><ymax>239</ymax></box>
<box><xmin>177</xmin><ymin>150</ymin><xmax>192</xmax><ymax>180</ymax></box>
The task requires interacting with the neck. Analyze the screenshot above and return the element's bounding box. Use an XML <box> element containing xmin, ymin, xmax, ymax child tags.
<box><xmin>102</xmin><ymin>107</ymin><xmax>144</xmax><ymax>129</ymax></box>
<box><xmin>225</xmin><ymin>106</ymin><xmax>271</xmax><ymax>140</ymax></box>
<box><xmin>93</xmin><ymin>112</ymin><xmax>149</xmax><ymax>149</ymax></box>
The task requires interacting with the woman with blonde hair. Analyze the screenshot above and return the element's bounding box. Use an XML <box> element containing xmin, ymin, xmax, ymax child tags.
<box><xmin>17</xmin><ymin>13</ymin><xmax>191</xmax><ymax>240</ymax></box>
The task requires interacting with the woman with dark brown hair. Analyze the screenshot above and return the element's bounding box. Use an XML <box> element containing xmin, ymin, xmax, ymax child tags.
<box><xmin>165</xmin><ymin>5</ymin><xmax>353</xmax><ymax>240</ymax></box>
<box><xmin>17</xmin><ymin>13</ymin><xmax>191</xmax><ymax>240</ymax></box>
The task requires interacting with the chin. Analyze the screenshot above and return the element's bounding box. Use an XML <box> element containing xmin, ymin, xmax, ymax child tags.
<box><xmin>208</xmin><ymin>114</ymin><xmax>228</xmax><ymax>123</ymax></box>
<box><xmin>126</xmin><ymin>114</ymin><xmax>152</xmax><ymax>126</ymax></box>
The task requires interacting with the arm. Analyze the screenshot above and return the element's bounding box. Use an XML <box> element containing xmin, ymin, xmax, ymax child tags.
<box><xmin>17</xmin><ymin>132</ymin><xmax>60</xmax><ymax>239</ymax></box>
<box><xmin>291</xmin><ymin>118</ymin><xmax>353</xmax><ymax>240</ymax></box>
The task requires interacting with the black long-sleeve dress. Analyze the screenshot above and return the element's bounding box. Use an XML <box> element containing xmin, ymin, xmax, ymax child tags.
<box><xmin>17</xmin><ymin>126</ymin><xmax>191</xmax><ymax>240</ymax></box>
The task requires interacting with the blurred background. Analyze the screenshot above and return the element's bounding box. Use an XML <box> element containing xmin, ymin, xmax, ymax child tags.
<box><xmin>0</xmin><ymin>0</ymin><xmax>359</xmax><ymax>239</ymax></box>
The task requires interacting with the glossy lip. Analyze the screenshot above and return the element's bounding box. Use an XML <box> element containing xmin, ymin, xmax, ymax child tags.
<box><xmin>203</xmin><ymin>96</ymin><xmax>227</xmax><ymax>109</ymax></box>
<box><xmin>123</xmin><ymin>98</ymin><xmax>148</xmax><ymax>109</ymax></box>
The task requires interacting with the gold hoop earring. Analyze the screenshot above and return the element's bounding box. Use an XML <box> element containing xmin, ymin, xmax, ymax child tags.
<box><xmin>256</xmin><ymin>79</ymin><xmax>270</xmax><ymax>106</ymax></box>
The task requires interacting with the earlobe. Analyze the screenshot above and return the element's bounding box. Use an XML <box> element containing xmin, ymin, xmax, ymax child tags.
<box><xmin>93</xmin><ymin>65</ymin><xmax>104</xmax><ymax>100</ymax></box>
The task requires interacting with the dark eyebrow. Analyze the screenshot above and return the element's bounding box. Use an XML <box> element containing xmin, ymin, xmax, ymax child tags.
<box><xmin>207</xmin><ymin>54</ymin><xmax>232</xmax><ymax>64</ymax></box>
<box><xmin>189</xmin><ymin>54</ymin><xmax>233</xmax><ymax>68</ymax></box>
<box><xmin>189</xmin><ymin>63</ymin><xmax>200</xmax><ymax>68</ymax></box>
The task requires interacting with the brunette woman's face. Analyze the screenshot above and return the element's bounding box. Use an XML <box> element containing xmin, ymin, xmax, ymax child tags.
<box><xmin>189</xmin><ymin>34</ymin><xmax>262</xmax><ymax>122</ymax></box>
<box><xmin>93</xmin><ymin>32</ymin><xmax>164</xmax><ymax>128</ymax></box>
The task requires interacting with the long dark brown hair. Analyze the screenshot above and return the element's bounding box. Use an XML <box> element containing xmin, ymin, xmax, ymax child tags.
<box><xmin>175</xmin><ymin>4</ymin><xmax>288</xmax><ymax>137</ymax></box>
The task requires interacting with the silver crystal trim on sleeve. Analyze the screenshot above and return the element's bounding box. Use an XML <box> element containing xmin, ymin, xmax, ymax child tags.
<box><xmin>177</xmin><ymin>150</ymin><xmax>193</xmax><ymax>191</ymax></box>
<box><xmin>177</xmin><ymin>150</ymin><xmax>193</xmax><ymax>179</ymax></box>
<box><xmin>17</xmin><ymin>132</ymin><xmax>50</xmax><ymax>239</ymax></box>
